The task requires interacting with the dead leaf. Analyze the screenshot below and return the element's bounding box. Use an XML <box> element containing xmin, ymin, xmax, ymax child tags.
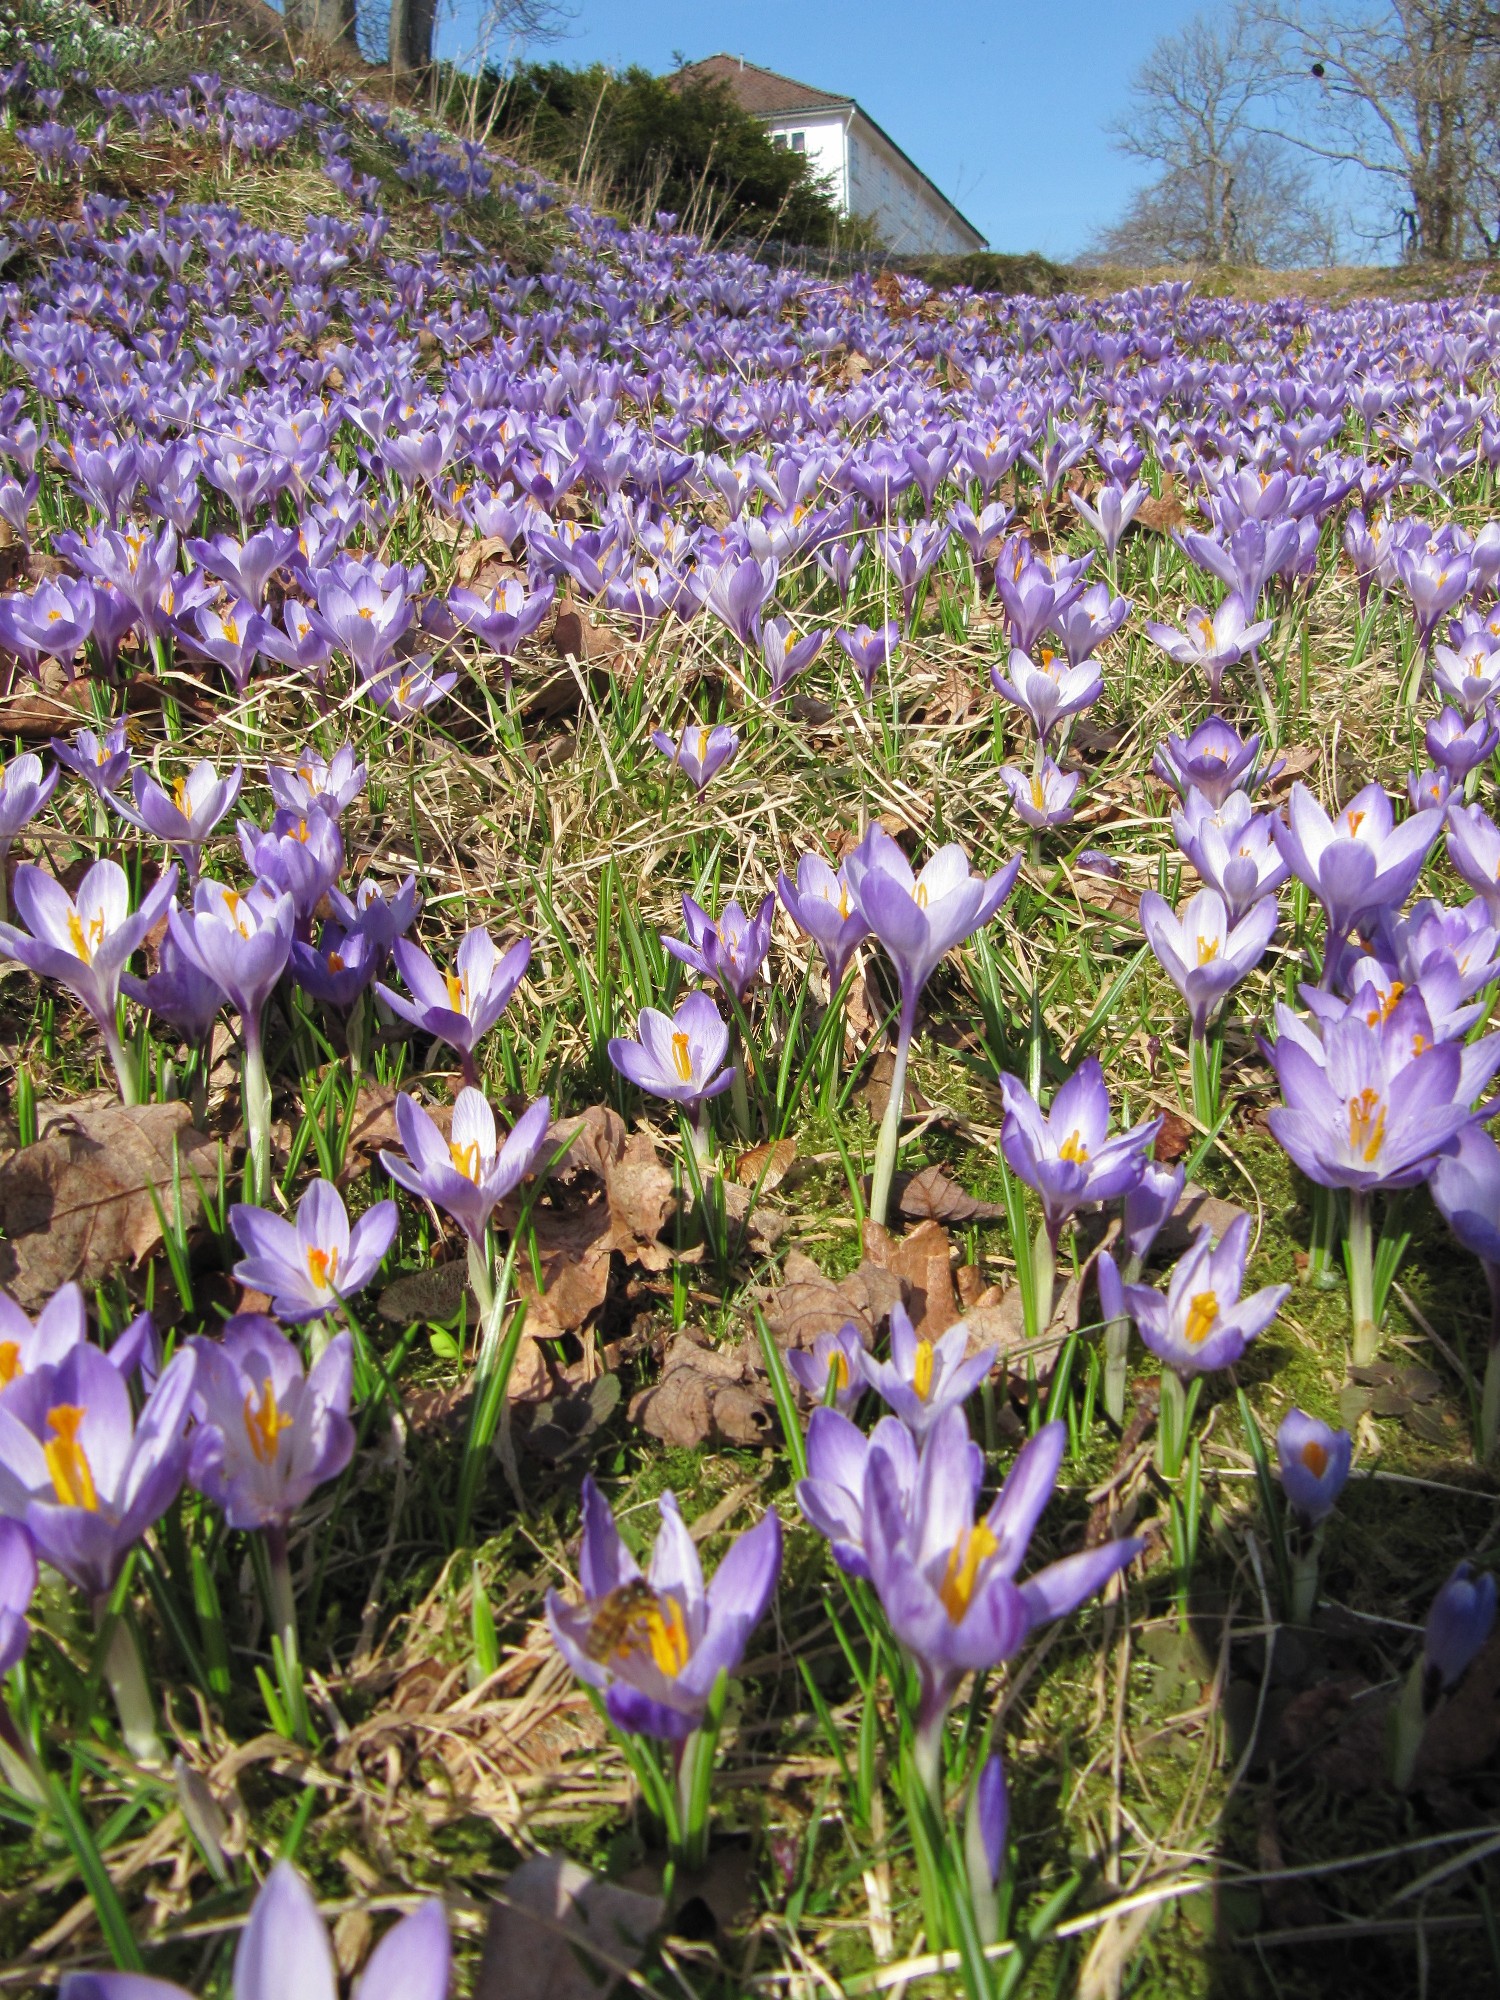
<box><xmin>1152</xmin><ymin>1111</ymin><xmax>1194</xmax><ymax>1164</ymax></box>
<box><xmin>759</xmin><ymin>1248</ymin><xmax>899</xmax><ymax>1351</ymax></box>
<box><xmin>893</xmin><ymin>1164</ymin><xmax>1001</xmax><ymax>1224</ymax></box>
<box><xmin>861</xmin><ymin>1218</ymin><xmax>958</xmax><ymax>1336</ymax></box>
<box><xmin>860</xmin><ymin>1046</ymin><xmax>932</xmax><ymax>1122</ymax></box>
<box><xmin>456</xmin><ymin>535</ymin><xmax>524</xmax><ymax>585</ymax></box>
<box><xmin>734</xmin><ymin>1139</ymin><xmax>796</xmax><ymax>1192</ymax></box>
<box><xmin>1152</xmin><ymin>1183</ymin><xmax>1248</xmax><ymax>1258</ymax></box>
<box><xmin>339</xmin><ymin>1084</ymin><xmax>402</xmax><ymax>1183</ymax></box>
<box><xmin>551</xmin><ymin>606</ymin><xmax>621</xmax><ymax>666</ymax></box>
<box><xmin>0</xmin><ymin>1102</ymin><xmax>218</xmax><ymax>1308</ymax></box>
<box><xmin>628</xmin><ymin>1335</ymin><xmax>773</xmax><ymax>1449</ymax></box>
<box><xmin>1415</xmin><ymin>1628</ymin><xmax>1500</xmax><ymax>1784</ymax></box>
<box><xmin>377</xmin><ymin>1262</ymin><xmax>475</xmax><ymax>1325</ymax></box>
<box><xmin>1135</xmin><ymin>481</ymin><xmax>1188</xmax><ymax>533</ymax></box>
<box><xmin>477</xmin><ymin>1854</ymin><xmax>663</xmax><ymax>2000</ymax></box>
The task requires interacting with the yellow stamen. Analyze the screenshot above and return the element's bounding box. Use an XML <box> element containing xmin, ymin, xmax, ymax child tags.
<box><xmin>222</xmin><ymin>887</ymin><xmax>251</xmax><ymax>939</ymax></box>
<box><xmin>912</xmin><ymin>1339</ymin><xmax>934</xmax><ymax>1401</ymax></box>
<box><xmin>0</xmin><ymin>1341</ymin><xmax>19</xmax><ymax>1385</ymax></box>
<box><xmin>1196</xmin><ymin>935</ymin><xmax>1220</xmax><ymax>966</ymax></box>
<box><xmin>445</xmin><ymin>971</ymin><xmax>469</xmax><ymax>1014</ymax></box>
<box><xmin>1365</xmin><ymin>981</ymin><xmax>1404</xmax><ymax>1026</ymax></box>
<box><xmin>1347</xmin><ymin>1087</ymin><xmax>1386</xmax><ymax>1163</ymax></box>
<box><xmin>938</xmin><ymin>1522</ymin><xmax>999</xmax><ymax>1622</ymax></box>
<box><xmin>44</xmin><ymin>1406</ymin><xmax>99</xmax><ymax>1510</ymax></box>
<box><xmin>1030</xmin><ymin>775</ymin><xmax>1047</xmax><ymax>812</ymax></box>
<box><xmin>829</xmin><ymin>1352</ymin><xmax>849</xmax><ymax>1389</ymax></box>
<box><xmin>66</xmin><ymin>909</ymin><xmax>105</xmax><ymax>963</ymax></box>
<box><xmin>1300</xmin><ymin>1438</ymin><xmax>1329</xmax><ymax>1479</ymax></box>
<box><xmin>243</xmin><ymin>1377</ymin><xmax>293</xmax><ymax>1466</ymax></box>
<box><xmin>1184</xmin><ymin>1290</ymin><xmax>1219</xmax><ymax>1346</ymax></box>
<box><xmin>306</xmin><ymin>1244</ymin><xmax>339</xmax><ymax>1293</ymax></box>
<box><xmin>1059</xmin><ymin>1129</ymin><xmax>1090</xmax><ymax>1164</ymax></box>
<box><xmin>671</xmin><ymin>1030</ymin><xmax>693</xmax><ymax>1082</ymax></box>
<box><xmin>449</xmin><ymin>1139</ymin><xmax>482</xmax><ymax>1181</ymax></box>
<box><xmin>222</xmin><ymin>616</ymin><xmax>239</xmax><ymax>645</ymax></box>
<box><xmin>697</xmin><ymin>727</ymin><xmax>710</xmax><ymax>766</ymax></box>
<box><xmin>1345</xmin><ymin>809</ymin><xmax>1366</xmax><ymax>837</ymax></box>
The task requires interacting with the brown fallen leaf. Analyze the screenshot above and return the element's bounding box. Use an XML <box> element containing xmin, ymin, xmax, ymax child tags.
<box><xmin>628</xmin><ymin>1335</ymin><xmax>773</xmax><ymax>1449</ymax></box>
<box><xmin>377</xmin><ymin>1262</ymin><xmax>475</xmax><ymax>1325</ymax></box>
<box><xmin>759</xmin><ymin>1248</ymin><xmax>900</xmax><ymax>1351</ymax></box>
<box><xmin>1152</xmin><ymin>1111</ymin><xmax>1194</xmax><ymax>1165</ymax></box>
<box><xmin>0</xmin><ymin>1102</ymin><xmax>219</xmax><ymax>1308</ymax></box>
<box><xmin>339</xmin><ymin>1084</ymin><xmax>403</xmax><ymax>1184</ymax></box>
<box><xmin>734</xmin><ymin>1138</ymin><xmax>797</xmax><ymax>1192</ymax></box>
<box><xmin>1135</xmin><ymin>480</ymin><xmax>1188</xmax><ymax>533</ymax></box>
<box><xmin>862</xmin><ymin>1218</ymin><xmax>959</xmax><ymax>1337</ymax></box>
<box><xmin>893</xmin><ymin>1163</ymin><xmax>1002</xmax><ymax>1224</ymax></box>
<box><xmin>551</xmin><ymin>606</ymin><xmax>622</xmax><ymax>666</ymax></box>
<box><xmin>860</xmin><ymin>1045</ymin><xmax>933</xmax><ymax>1122</ymax></box>
<box><xmin>477</xmin><ymin>1854</ymin><xmax>663</xmax><ymax>2000</ymax></box>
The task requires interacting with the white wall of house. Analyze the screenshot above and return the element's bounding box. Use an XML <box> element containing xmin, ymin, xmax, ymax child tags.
<box><xmin>764</xmin><ymin>107</ymin><xmax>983</xmax><ymax>254</ymax></box>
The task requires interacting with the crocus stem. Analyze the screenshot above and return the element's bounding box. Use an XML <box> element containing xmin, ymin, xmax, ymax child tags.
<box><xmin>1346</xmin><ymin>1188</ymin><xmax>1378</xmax><ymax>1366</ymax></box>
<box><xmin>1103</xmin><ymin>1313</ymin><xmax>1131</xmax><ymax>1427</ymax></box>
<box><xmin>729</xmin><ymin>1023</ymin><xmax>752</xmax><ymax>1140</ymax></box>
<box><xmin>913</xmin><ymin>1708</ymin><xmax>946</xmax><ymax>1815</ymax></box>
<box><xmin>242</xmin><ymin>1027</ymin><xmax>272</xmax><ymax>1205</ymax></box>
<box><xmin>1031</xmin><ymin>1219</ymin><xmax>1056</xmax><ymax>1340</ymax></box>
<box><xmin>868</xmin><ymin>1009</ymin><xmax>914</xmax><ymax>1229</ymax></box>
<box><xmin>102</xmin><ymin>1017</ymin><xmax>139</xmax><ymax>1106</ymax></box>
<box><xmin>1389</xmin><ymin>1657</ymin><xmax>1429</xmax><ymax>1792</ymax></box>
<box><xmin>95</xmin><ymin>1601</ymin><xmax>164</xmax><ymax>1767</ymax></box>
<box><xmin>1188</xmin><ymin>1024</ymin><xmax>1218</xmax><ymax>1127</ymax></box>
<box><xmin>1289</xmin><ymin>1522</ymin><xmax>1325</xmax><ymax>1626</ymax></box>
<box><xmin>1157</xmin><ymin>1367</ymin><xmax>1188</xmax><ymax>1480</ymax></box>
<box><xmin>262</xmin><ymin>1522</ymin><xmax>299</xmax><ymax>1677</ymax></box>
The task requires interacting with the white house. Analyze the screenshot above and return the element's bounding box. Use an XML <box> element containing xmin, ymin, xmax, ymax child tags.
<box><xmin>673</xmin><ymin>54</ymin><xmax>987</xmax><ymax>256</ymax></box>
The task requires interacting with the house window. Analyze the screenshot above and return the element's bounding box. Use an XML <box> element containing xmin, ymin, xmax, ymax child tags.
<box><xmin>848</xmin><ymin>136</ymin><xmax>860</xmax><ymax>179</ymax></box>
<box><xmin>790</xmin><ymin>131</ymin><xmax>805</xmax><ymax>152</ymax></box>
<box><xmin>772</xmin><ymin>132</ymin><xmax>787</xmax><ymax>150</ymax></box>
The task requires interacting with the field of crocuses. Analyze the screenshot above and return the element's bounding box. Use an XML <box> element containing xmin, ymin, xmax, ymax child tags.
<box><xmin>0</xmin><ymin>15</ymin><xmax>1498</xmax><ymax>2000</ymax></box>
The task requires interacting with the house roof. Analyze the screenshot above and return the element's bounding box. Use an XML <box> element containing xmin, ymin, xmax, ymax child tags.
<box><xmin>670</xmin><ymin>54</ymin><xmax>986</xmax><ymax>248</ymax></box>
<box><xmin>672</xmin><ymin>54</ymin><xmax>852</xmax><ymax>119</ymax></box>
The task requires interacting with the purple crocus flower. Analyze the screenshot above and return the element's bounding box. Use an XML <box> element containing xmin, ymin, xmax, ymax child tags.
<box><xmin>58</xmin><ymin>1859</ymin><xmax>451</xmax><ymax>2000</ymax></box>
<box><xmin>785</xmin><ymin>1323</ymin><xmax>866</xmax><ymax>1413</ymax></box>
<box><xmin>702</xmin><ymin>554</ymin><xmax>777</xmax><ymax>648</ymax></box>
<box><xmin>1408</xmin><ymin>765</ymin><xmax>1452</xmax><ymax>815</ymax></box>
<box><xmin>777</xmin><ymin>852</ymin><xmax>870</xmax><ymax>989</ymax></box>
<box><xmin>0</xmin><ymin>860</ymin><xmax>177</xmax><ymax>1102</ymax></box>
<box><xmin>230</xmin><ymin>1180</ymin><xmax>396</xmax><ymax>1323</ymax></box>
<box><xmin>237</xmin><ymin>807</ymin><xmax>344</xmax><ymax>932</ymax></box>
<box><xmin>1273</xmin><ymin>782</ymin><xmax>1442</xmax><ymax>961</ymax></box>
<box><xmin>1068</xmin><ymin>479</ymin><xmax>1147</xmax><ymax>559</ymax></box>
<box><xmin>122</xmin><ymin>927</ymin><xmax>226</xmax><ymax>1046</ymax></box>
<box><xmin>857</xmin><ymin>1299</ymin><xmax>996</xmax><ymax>1439</ymax></box>
<box><xmin>50</xmin><ymin>723</ymin><xmax>130</xmax><ymax>798</ymax></box>
<box><xmin>1445</xmin><ymin>803</ymin><xmax>1500</xmax><ymax>923</ymax></box>
<box><xmin>117</xmin><ymin>759</ymin><xmax>242</xmax><ymax>882</ymax></box>
<box><xmin>1276</xmin><ymin>1409</ymin><xmax>1352</xmax><ymax>1525</ymax></box>
<box><xmin>1112</xmin><ymin>1215</ymin><xmax>1288</xmax><ymax>1377</ymax></box>
<box><xmin>381</xmin><ymin>1089</ymin><xmax>551</xmax><ymax>1249</ymax></box>
<box><xmin>0</xmin><ymin>1517</ymin><xmax>36</xmax><ymax>1678</ymax></box>
<box><xmin>546</xmin><ymin>1475</ymin><xmax>781</xmax><ymax>1740</ymax></box>
<box><xmin>990</xmin><ymin>647</ymin><xmax>1102</xmax><ymax>747</ymax></box>
<box><xmin>1122</xmin><ymin>1161</ymin><xmax>1186</xmax><ymax>1266</ymax></box>
<box><xmin>447</xmin><ymin>576</ymin><xmax>554</xmax><ymax>680</ymax></box>
<box><xmin>999</xmin><ymin>1059</ymin><xmax>1160</xmax><ymax>1246</ymax></box>
<box><xmin>267</xmin><ymin>743</ymin><xmax>366</xmax><ymax>819</ymax></box>
<box><xmin>1152</xmin><ymin>717</ymin><xmax>1277</xmax><ymax>808</ymax></box>
<box><xmin>188</xmin><ymin>1317</ymin><xmax>354</xmax><ymax>1529</ymax></box>
<box><xmin>1426</xmin><ymin>706</ymin><xmax>1498</xmax><ymax>782</ymax></box>
<box><xmin>328</xmin><ymin>875</ymin><xmax>421</xmax><ymax>959</ymax></box>
<box><xmin>836</xmin><ymin>621</ymin><xmax>901</xmax><ymax>699</ymax></box>
<box><xmin>290</xmin><ymin>922</ymin><xmax>383</xmax><ymax>1010</ymax></box>
<box><xmin>846</xmin><ymin>827</ymin><xmax>1019</xmax><ymax>1224</ymax></box>
<box><xmin>0</xmin><ymin>1342</ymin><xmax>195</xmax><ymax>1597</ymax></box>
<box><xmin>965</xmin><ymin>1750</ymin><xmax>1010</xmax><ymax>1943</ymax></box>
<box><xmin>1144</xmin><ymin>594</ymin><xmax>1274</xmax><ymax>700</ymax></box>
<box><xmin>0</xmin><ymin>754</ymin><xmax>57</xmax><ymax>868</ymax></box>
<box><xmin>998</xmin><ymin>759</ymin><xmax>1081</xmax><ymax>830</ymax></box>
<box><xmin>651</xmin><ymin>720</ymin><xmax>739</xmax><ymax>793</ymax></box>
<box><xmin>608</xmin><ymin>991</ymin><xmax>735</xmax><ymax>1114</ymax></box>
<box><xmin>862</xmin><ymin>1407</ymin><xmax>1139</xmax><ymax>1785</ymax></box>
<box><xmin>376</xmin><ymin>927</ymin><xmax>529</xmax><ymax>1087</ymax></box>
<box><xmin>1172</xmin><ymin>790</ymin><xmax>1289</xmax><ymax>919</ymax></box>
<box><xmin>1138</xmin><ymin>886</ymin><xmax>1277</xmax><ymax>1035</ymax></box>
<box><xmin>1423</xmin><ymin>1562</ymin><xmax>1496</xmax><ymax>1692</ymax></box>
<box><xmin>662</xmin><ymin>892</ymin><xmax>773</xmax><ymax>1008</ymax></box>
<box><xmin>796</xmin><ymin>1406</ymin><xmax>919</xmax><ymax>1580</ymax></box>
<box><xmin>1432</xmin><ymin>635</ymin><xmax>1500</xmax><ymax>718</ymax></box>
<box><xmin>186</xmin><ymin>525</ymin><xmax>298</xmax><ymax>605</ymax></box>
<box><xmin>169</xmin><ymin>876</ymin><xmax>294</xmax><ymax>1030</ymax></box>
<box><xmin>761</xmin><ymin>617</ymin><xmax>826</xmax><ymax>696</ymax></box>
<box><xmin>0</xmin><ymin>1282</ymin><xmax>96</xmax><ymax>1389</ymax></box>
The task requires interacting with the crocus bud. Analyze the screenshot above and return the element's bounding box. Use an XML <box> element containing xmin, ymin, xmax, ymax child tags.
<box><xmin>1424</xmin><ymin>1561</ymin><xmax>1496</xmax><ymax>1695</ymax></box>
<box><xmin>1275</xmin><ymin>1409</ymin><xmax>1352</xmax><ymax>1527</ymax></box>
<box><xmin>964</xmin><ymin>1752</ymin><xmax>1008</xmax><ymax>1945</ymax></box>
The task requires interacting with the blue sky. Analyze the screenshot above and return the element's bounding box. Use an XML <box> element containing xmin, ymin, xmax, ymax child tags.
<box><xmin>437</xmin><ymin>0</ymin><xmax>1211</xmax><ymax>258</ymax></box>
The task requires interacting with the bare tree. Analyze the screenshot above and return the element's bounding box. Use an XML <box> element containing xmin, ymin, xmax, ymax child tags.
<box><xmin>285</xmin><ymin>0</ymin><xmax>357</xmax><ymax>51</ymax></box>
<box><xmin>1090</xmin><ymin>5</ymin><xmax>1339</xmax><ymax>265</ymax></box>
<box><xmin>1252</xmin><ymin>1</ymin><xmax>1500</xmax><ymax>260</ymax></box>
<box><xmin>384</xmin><ymin>0</ymin><xmax>568</xmax><ymax>80</ymax></box>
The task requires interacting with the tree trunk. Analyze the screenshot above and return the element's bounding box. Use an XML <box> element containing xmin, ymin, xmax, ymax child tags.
<box><xmin>388</xmin><ymin>0</ymin><xmax>437</xmax><ymax>73</ymax></box>
<box><xmin>285</xmin><ymin>0</ymin><xmax>355</xmax><ymax>49</ymax></box>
